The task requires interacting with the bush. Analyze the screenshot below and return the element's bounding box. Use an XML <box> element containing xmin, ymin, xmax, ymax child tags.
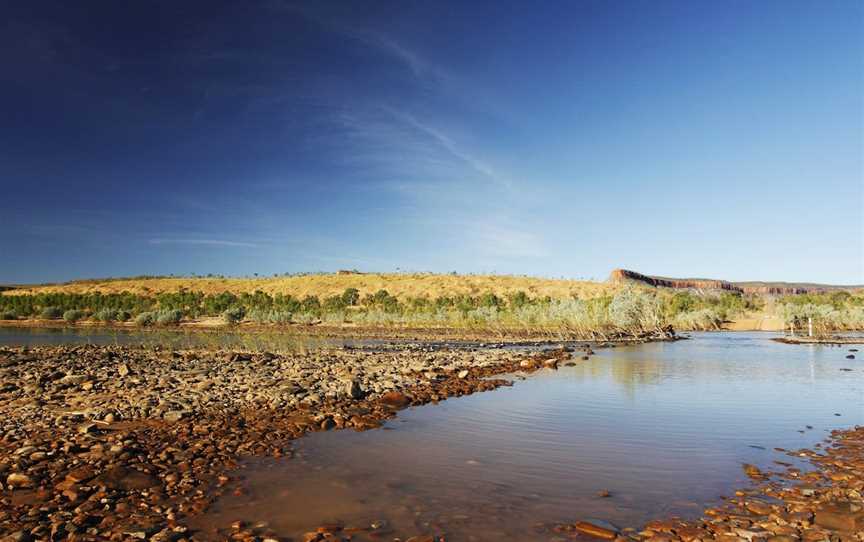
<box><xmin>40</xmin><ymin>306</ymin><xmax>63</xmax><ymax>319</ymax></box>
<box><xmin>63</xmin><ymin>309</ymin><xmax>86</xmax><ymax>323</ymax></box>
<box><xmin>117</xmin><ymin>310</ymin><xmax>132</xmax><ymax>322</ymax></box>
<box><xmin>673</xmin><ymin>308</ymin><xmax>722</xmax><ymax>330</ymax></box>
<box><xmin>341</xmin><ymin>288</ymin><xmax>360</xmax><ymax>306</ymax></box>
<box><xmin>94</xmin><ymin>308</ymin><xmax>120</xmax><ymax>322</ymax></box>
<box><xmin>249</xmin><ymin>309</ymin><xmax>292</xmax><ymax>324</ymax></box>
<box><xmin>0</xmin><ymin>310</ymin><xmax>17</xmax><ymax>320</ymax></box>
<box><xmin>156</xmin><ymin>309</ymin><xmax>183</xmax><ymax>326</ymax></box>
<box><xmin>223</xmin><ymin>306</ymin><xmax>246</xmax><ymax>325</ymax></box>
<box><xmin>135</xmin><ymin>312</ymin><xmax>156</xmax><ymax>326</ymax></box>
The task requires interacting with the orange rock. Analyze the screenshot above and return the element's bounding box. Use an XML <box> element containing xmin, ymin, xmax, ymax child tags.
<box><xmin>380</xmin><ymin>391</ymin><xmax>411</xmax><ymax>408</ymax></box>
<box><xmin>814</xmin><ymin>502</ymin><xmax>864</xmax><ymax>532</ymax></box>
<box><xmin>574</xmin><ymin>521</ymin><xmax>618</xmax><ymax>539</ymax></box>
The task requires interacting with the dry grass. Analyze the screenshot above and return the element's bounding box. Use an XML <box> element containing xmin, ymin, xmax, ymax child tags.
<box><xmin>3</xmin><ymin>273</ymin><xmax>617</xmax><ymax>300</ymax></box>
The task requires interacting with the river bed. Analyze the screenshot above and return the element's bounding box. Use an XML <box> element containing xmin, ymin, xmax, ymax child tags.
<box><xmin>191</xmin><ymin>332</ymin><xmax>863</xmax><ymax>540</ymax></box>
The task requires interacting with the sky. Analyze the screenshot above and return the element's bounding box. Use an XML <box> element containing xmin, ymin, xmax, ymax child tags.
<box><xmin>1</xmin><ymin>0</ymin><xmax>862</xmax><ymax>284</ymax></box>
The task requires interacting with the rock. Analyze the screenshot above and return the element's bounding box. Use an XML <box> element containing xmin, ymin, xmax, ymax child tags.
<box><xmin>163</xmin><ymin>410</ymin><xmax>188</xmax><ymax>422</ymax></box>
<box><xmin>814</xmin><ymin>502</ymin><xmax>864</xmax><ymax>532</ymax></box>
<box><xmin>78</xmin><ymin>422</ymin><xmax>98</xmax><ymax>434</ymax></box>
<box><xmin>320</xmin><ymin>417</ymin><xmax>336</xmax><ymax>430</ymax></box>
<box><xmin>65</xmin><ymin>465</ymin><xmax>96</xmax><ymax>483</ymax></box>
<box><xmin>742</xmin><ymin>463</ymin><xmax>764</xmax><ymax>478</ymax></box>
<box><xmin>95</xmin><ymin>466</ymin><xmax>159</xmax><ymax>490</ymax></box>
<box><xmin>457</xmin><ymin>370</ymin><xmax>469</xmax><ymax>379</ymax></box>
<box><xmin>845</xmin><ymin>354</ymin><xmax>855</xmax><ymax>359</ymax></box>
<box><xmin>118</xmin><ymin>363</ymin><xmax>130</xmax><ymax>376</ymax></box>
<box><xmin>380</xmin><ymin>391</ymin><xmax>411</xmax><ymax>408</ymax></box>
<box><xmin>59</xmin><ymin>374</ymin><xmax>87</xmax><ymax>385</ymax></box>
<box><xmin>6</xmin><ymin>472</ymin><xmax>34</xmax><ymax>488</ymax></box>
<box><xmin>345</xmin><ymin>379</ymin><xmax>364</xmax><ymax>399</ymax></box>
<box><xmin>745</xmin><ymin>500</ymin><xmax>772</xmax><ymax>515</ymax></box>
<box><xmin>574</xmin><ymin>521</ymin><xmax>618</xmax><ymax>539</ymax></box>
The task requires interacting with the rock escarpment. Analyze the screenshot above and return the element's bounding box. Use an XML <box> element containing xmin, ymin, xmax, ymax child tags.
<box><xmin>609</xmin><ymin>269</ymin><xmax>860</xmax><ymax>295</ymax></box>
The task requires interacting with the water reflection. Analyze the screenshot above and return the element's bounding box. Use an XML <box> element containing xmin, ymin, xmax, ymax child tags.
<box><xmin>193</xmin><ymin>332</ymin><xmax>864</xmax><ymax>541</ymax></box>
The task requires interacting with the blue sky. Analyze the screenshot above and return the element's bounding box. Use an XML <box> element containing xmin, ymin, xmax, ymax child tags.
<box><xmin>1</xmin><ymin>0</ymin><xmax>862</xmax><ymax>284</ymax></box>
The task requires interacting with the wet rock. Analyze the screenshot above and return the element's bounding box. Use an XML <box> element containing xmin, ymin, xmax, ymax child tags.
<box><xmin>814</xmin><ymin>502</ymin><xmax>864</xmax><ymax>532</ymax></box>
<box><xmin>574</xmin><ymin>520</ymin><xmax>618</xmax><ymax>539</ymax></box>
<box><xmin>745</xmin><ymin>500</ymin><xmax>772</xmax><ymax>515</ymax></box>
<box><xmin>96</xmin><ymin>466</ymin><xmax>159</xmax><ymax>490</ymax></box>
<box><xmin>742</xmin><ymin>463</ymin><xmax>764</xmax><ymax>478</ymax></box>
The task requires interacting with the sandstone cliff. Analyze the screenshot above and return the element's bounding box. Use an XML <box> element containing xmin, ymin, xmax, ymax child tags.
<box><xmin>608</xmin><ymin>269</ymin><xmax>860</xmax><ymax>295</ymax></box>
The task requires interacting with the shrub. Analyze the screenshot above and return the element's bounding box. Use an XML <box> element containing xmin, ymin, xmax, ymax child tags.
<box><xmin>300</xmin><ymin>295</ymin><xmax>321</xmax><ymax>314</ymax></box>
<box><xmin>156</xmin><ymin>309</ymin><xmax>183</xmax><ymax>326</ymax></box>
<box><xmin>609</xmin><ymin>288</ymin><xmax>662</xmax><ymax>334</ymax></box>
<box><xmin>0</xmin><ymin>310</ymin><xmax>17</xmax><ymax>320</ymax></box>
<box><xmin>673</xmin><ymin>308</ymin><xmax>722</xmax><ymax>330</ymax></box>
<box><xmin>292</xmin><ymin>312</ymin><xmax>318</xmax><ymax>325</ymax></box>
<box><xmin>40</xmin><ymin>306</ymin><xmax>63</xmax><ymax>319</ymax></box>
<box><xmin>94</xmin><ymin>308</ymin><xmax>120</xmax><ymax>322</ymax></box>
<box><xmin>63</xmin><ymin>309</ymin><xmax>86</xmax><ymax>323</ymax></box>
<box><xmin>341</xmin><ymin>288</ymin><xmax>360</xmax><ymax>306</ymax></box>
<box><xmin>135</xmin><ymin>312</ymin><xmax>156</xmax><ymax>326</ymax></box>
<box><xmin>249</xmin><ymin>309</ymin><xmax>292</xmax><ymax>324</ymax></box>
<box><xmin>223</xmin><ymin>306</ymin><xmax>246</xmax><ymax>325</ymax></box>
<box><xmin>117</xmin><ymin>310</ymin><xmax>132</xmax><ymax>322</ymax></box>
<box><xmin>323</xmin><ymin>295</ymin><xmax>347</xmax><ymax>312</ymax></box>
<box><xmin>507</xmin><ymin>291</ymin><xmax>530</xmax><ymax>310</ymax></box>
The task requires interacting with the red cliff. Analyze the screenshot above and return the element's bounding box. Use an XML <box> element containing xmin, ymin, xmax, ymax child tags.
<box><xmin>608</xmin><ymin>269</ymin><xmax>858</xmax><ymax>295</ymax></box>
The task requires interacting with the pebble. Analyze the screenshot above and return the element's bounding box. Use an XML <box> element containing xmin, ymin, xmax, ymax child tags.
<box><xmin>0</xmin><ymin>343</ymin><xmax>550</xmax><ymax>538</ymax></box>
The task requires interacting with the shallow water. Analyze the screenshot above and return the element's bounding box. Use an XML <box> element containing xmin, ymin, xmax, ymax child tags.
<box><xmin>194</xmin><ymin>332</ymin><xmax>864</xmax><ymax>540</ymax></box>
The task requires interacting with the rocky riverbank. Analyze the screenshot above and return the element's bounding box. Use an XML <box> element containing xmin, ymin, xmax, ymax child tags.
<box><xmin>774</xmin><ymin>336</ymin><xmax>864</xmax><ymax>346</ymax></box>
<box><xmin>0</xmin><ymin>318</ymin><xmax>675</xmax><ymax>343</ymax></box>
<box><xmin>0</xmin><ymin>343</ymin><xmax>581</xmax><ymax>540</ymax></box>
<box><xmin>2</xmin><ymin>343</ymin><xmax>862</xmax><ymax>542</ymax></box>
<box><xmin>555</xmin><ymin>424</ymin><xmax>864</xmax><ymax>542</ymax></box>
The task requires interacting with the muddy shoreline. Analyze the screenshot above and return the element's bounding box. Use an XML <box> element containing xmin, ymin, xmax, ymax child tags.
<box><xmin>1</xmin><ymin>343</ymin><xmax>862</xmax><ymax>542</ymax></box>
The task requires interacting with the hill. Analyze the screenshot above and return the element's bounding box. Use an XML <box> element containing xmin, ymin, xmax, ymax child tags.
<box><xmin>609</xmin><ymin>269</ymin><xmax>862</xmax><ymax>295</ymax></box>
<box><xmin>2</xmin><ymin>273</ymin><xmax>617</xmax><ymax>300</ymax></box>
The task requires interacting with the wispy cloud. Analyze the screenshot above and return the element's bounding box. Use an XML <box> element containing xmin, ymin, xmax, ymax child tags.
<box><xmin>276</xmin><ymin>2</ymin><xmax>441</xmax><ymax>83</ymax></box>
<box><xmin>386</xmin><ymin>108</ymin><xmax>511</xmax><ymax>189</ymax></box>
<box><xmin>367</xmin><ymin>34</ymin><xmax>428</xmax><ymax>79</ymax></box>
<box><xmin>148</xmin><ymin>239</ymin><xmax>259</xmax><ymax>248</ymax></box>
